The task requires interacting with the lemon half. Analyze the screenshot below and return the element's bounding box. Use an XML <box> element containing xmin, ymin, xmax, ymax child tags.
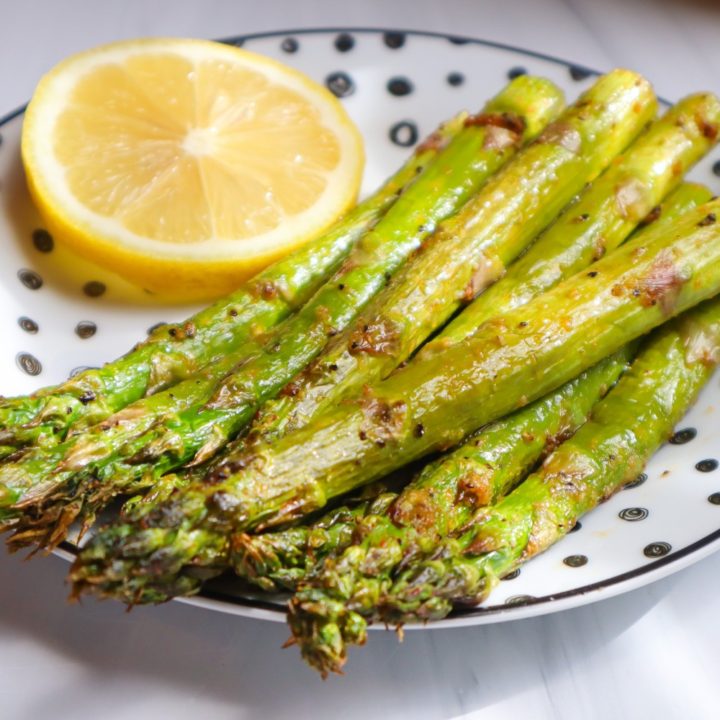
<box><xmin>22</xmin><ymin>38</ymin><xmax>364</xmax><ymax>300</ymax></box>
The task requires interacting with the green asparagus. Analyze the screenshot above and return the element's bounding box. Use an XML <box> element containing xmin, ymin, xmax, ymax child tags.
<box><xmin>247</xmin><ymin>92</ymin><xmax>717</xmax><ymax>442</ymax></box>
<box><xmin>225</xmin><ymin>181</ymin><xmax>712</xmax><ymax>592</ymax></box>
<box><xmin>0</xmin><ymin>112</ymin><xmax>469</xmax><ymax>455</ymax></box>
<box><xmin>424</xmin><ymin>93</ymin><xmax>720</xmax><ymax>351</ymax></box>
<box><xmin>70</xmin><ymin>196</ymin><xmax>720</xmax><ymax>604</ymax></box>
<box><xmin>4</xmin><ymin>75</ymin><xmax>565</xmax><ymax>547</ymax></box>
<box><xmin>231</xmin><ymin>488</ymin><xmax>400</xmax><ymax>593</ymax></box>
<box><xmin>387</xmin><ymin>298</ymin><xmax>720</xmax><ymax>615</ymax></box>
<box><xmin>232</xmin><ymin>347</ymin><xmax>632</xmax><ymax>591</ymax></box>
<box><xmin>123</xmin><ymin>67</ymin><xmax>655</xmax><ymax>529</ymax></box>
<box><xmin>289</xmin><ymin>298</ymin><xmax>720</xmax><ymax>674</ymax></box>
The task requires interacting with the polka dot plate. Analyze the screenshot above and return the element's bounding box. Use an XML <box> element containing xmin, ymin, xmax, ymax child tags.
<box><xmin>2</xmin><ymin>28</ymin><xmax>720</xmax><ymax>628</ymax></box>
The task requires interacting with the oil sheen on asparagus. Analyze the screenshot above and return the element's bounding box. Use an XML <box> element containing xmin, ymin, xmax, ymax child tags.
<box><xmin>0</xmin><ymin>112</ymin><xmax>468</xmax><ymax>457</ymax></box>
<box><xmin>288</xmin><ymin>297</ymin><xmax>720</xmax><ymax>675</ymax></box>
<box><xmin>1</xmin><ymin>75</ymin><xmax>565</xmax><ymax>545</ymax></box>
<box><xmin>248</xmin><ymin>92</ymin><xmax>718</xmax><ymax>444</ymax></box>
<box><xmin>70</xmin><ymin>196</ymin><xmax>720</xmax><ymax>605</ymax></box>
<box><xmin>228</xmin><ymin>180</ymin><xmax>711</xmax><ymax>594</ymax></box>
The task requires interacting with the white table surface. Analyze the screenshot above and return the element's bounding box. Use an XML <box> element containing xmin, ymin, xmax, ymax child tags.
<box><xmin>2</xmin><ymin>1</ymin><xmax>720</xmax><ymax>718</ymax></box>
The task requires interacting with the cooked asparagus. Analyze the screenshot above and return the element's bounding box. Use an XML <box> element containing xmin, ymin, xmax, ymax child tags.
<box><xmin>70</xmin><ymin>196</ymin><xmax>720</xmax><ymax>604</ymax></box>
<box><xmin>232</xmin><ymin>347</ymin><xmax>632</xmax><ymax>591</ymax></box>
<box><xmin>248</xmin><ymin>92</ymin><xmax>717</xmax><ymax>442</ymax></box>
<box><xmin>3</xmin><ymin>76</ymin><xmax>565</xmax><ymax>545</ymax></box>
<box><xmin>289</xmin><ymin>297</ymin><xmax>720</xmax><ymax>675</ymax></box>
<box><xmin>427</xmin><ymin>93</ymin><xmax>720</xmax><ymax>349</ymax></box>
<box><xmin>149</xmin><ymin>68</ymin><xmax>654</xmax><ymax>480</ymax></box>
<box><xmin>0</xmin><ymin>112</ymin><xmax>468</xmax><ymax>455</ymax></box>
<box><xmin>227</xmin><ymin>180</ymin><xmax>712</xmax><ymax>592</ymax></box>
<box><xmin>232</xmin><ymin>488</ymin><xmax>400</xmax><ymax>593</ymax></box>
<box><xmin>385</xmin><ymin>298</ymin><xmax>720</xmax><ymax>616</ymax></box>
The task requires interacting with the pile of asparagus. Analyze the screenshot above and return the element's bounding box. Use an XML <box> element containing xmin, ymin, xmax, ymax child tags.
<box><xmin>2</xmin><ymin>68</ymin><xmax>720</xmax><ymax>676</ymax></box>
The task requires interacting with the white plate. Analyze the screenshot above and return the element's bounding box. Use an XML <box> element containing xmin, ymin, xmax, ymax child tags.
<box><xmin>3</xmin><ymin>28</ymin><xmax>720</xmax><ymax>628</ymax></box>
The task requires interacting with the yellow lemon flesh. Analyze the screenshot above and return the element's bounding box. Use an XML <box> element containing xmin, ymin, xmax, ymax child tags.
<box><xmin>21</xmin><ymin>38</ymin><xmax>364</xmax><ymax>301</ymax></box>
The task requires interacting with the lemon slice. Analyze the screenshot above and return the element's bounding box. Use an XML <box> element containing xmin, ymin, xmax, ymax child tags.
<box><xmin>21</xmin><ymin>38</ymin><xmax>364</xmax><ymax>301</ymax></box>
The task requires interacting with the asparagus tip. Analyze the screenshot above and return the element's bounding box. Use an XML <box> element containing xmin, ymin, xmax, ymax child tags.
<box><xmin>287</xmin><ymin>592</ymin><xmax>369</xmax><ymax>677</ymax></box>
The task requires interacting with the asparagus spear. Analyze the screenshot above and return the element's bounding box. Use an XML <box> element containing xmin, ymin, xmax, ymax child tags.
<box><xmin>247</xmin><ymin>92</ymin><xmax>717</xmax><ymax>442</ymax></box>
<box><xmin>3</xmin><ymin>76</ymin><xmax>565</xmax><ymax>544</ymax></box>
<box><xmin>227</xmin><ymin>182</ymin><xmax>712</xmax><ymax>592</ymax></box>
<box><xmin>70</xmin><ymin>196</ymin><xmax>720</xmax><ymax>604</ymax></box>
<box><xmin>98</xmin><ymin>67</ymin><xmax>651</xmax><ymax>483</ymax></box>
<box><xmin>425</xmin><ymin>93</ymin><xmax>720</xmax><ymax>350</ymax></box>
<box><xmin>289</xmin><ymin>298</ymin><xmax>720</xmax><ymax>675</ymax></box>
<box><xmin>232</xmin><ymin>488</ymin><xmax>400</xmax><ymax>593</ymax></box>
<box><xmin>0</xmin><ymin>111</ymin><xmax>469</xmax><ymax>456</ymax></box>
<box><xmin>232</xmin><ymin>347</ymin><xmax>632</xmax><ymax>591</ymax></box>
<box><xmin>53</xmin><ymin>68</ymin><xmax>651</xmax><ymax>554</ymax></box>
<box><xmin>386</xmin><ymin>299</ymin><xmax>720</xmax><ymax>617</ymax></box>
<box><xmin>202</xmin><ymin>200</ymin><xmax>720</xmax><ymax>526</ymax></box>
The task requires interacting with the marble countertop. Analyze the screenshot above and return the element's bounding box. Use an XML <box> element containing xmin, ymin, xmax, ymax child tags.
<box><xmin>2</xmin><ymin>1</ymin><xmax>720</xmax><ymax>718</ymax></box>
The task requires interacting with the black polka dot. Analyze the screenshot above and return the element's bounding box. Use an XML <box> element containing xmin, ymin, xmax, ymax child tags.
<box><xmin>383</xmin><ymin>32</ymin><xmax>406</xmax><ymax>49</ymax></box>
<box><xmin>281</xmin><ymin>37</ymin><xmax>298</xmax><ymax>53</ymax></box>
<box><xmin>387</xmin><ymin>77</ymin><xmax>413</xmax><ymax>97</ymax></box>
<box><xmin>389</xmin><ymin>121</ymin><xmax>419</xmax><ymax>148</ymax></box>
<box><xmin>334</xmin><ymin>33</ymin><xmax>354</xmax><ymax>52</ymax></box>
<box><xmin>563</xmin><ymin>554</ymin><xmax>588</xmax><ymax>568</ymax></box>
<box><xmin>147</xmin><ymin>321</ymin><xmax>168</xmax><ymax>335</ymax></box>
<box><xmin>670</xmin><ymin>427</ymin><xmax>696</xmax><ymax>445</ymax></box>
<box><xmin>32</xmin><ymin>228</ymin><xmax>54</xmax><ymax>253</ymax></box>
<box><xmin>713</xmin><ymin>159</ymin><xmax>720</xmax><ymax>178</ymax></box>
<box><xmin>696</xmin><ymin>459</ymin><xmax>718</xmax><ymax>473</ymax></box>
<box><xmin>569</xmin><ymin>65</ymin><xmax>593</xmax><ymax>81</ymax></box>
<box><xmin>619</xmin><ymin>507</ymin><xmax>648</xmax><ymax>522</ymax></box>
<box><xmin>644</xmin><ymin>542</ymin><xmax>671</xmax><ymax>558</ymax></box>
<box><xmin>501</xmin><ymin>568</ymin><xmax>521</xmax><ymax>581</ymax></box>
<box><xmin>505</xmin><ymin>594</ymin><xmax>535</xmax><ymax>605</ymax></box>
<box><xmin>569</xmin><ymin>521</ymin><xmax>582</xmax><ymax>533</ymax></box>
<box><xmin>446</xmin><ymin>72</ymin><xmax>464</xmax><ymax>87</ymax></box>
<box><xmin>507</xmin><ymin>66</ymin><xmax>527</xmax><ymax>80</ymax></box>
<box><xmin>448</xmin><ymin>36</ymin><xmax>469</xmax><ymax>45</ymax></box>
<box><xmin>18</xmin><ymin>269</ymin><xmax>43</xmax><ymax>290</ymax></box>
<box><xmin>75</xmin><ymin>320</ymin><xmax>97</xmax><ymax>339</ymax></box>
<box><xmin>18</xmin><ymin>317</ymin><xmax>38</xmax><ymax>334</ymax></box>
<box><xmin>83</xmin><ymin>281</ymin><xmax>106</xmax><ymax>298</ymax></box>
<box><xmin>708</xmin><ymin>492</ymin><xmax>720</xmax><ymax>505</ymax></box>
<box><xmin>624</xmin><ymin>472</ymin><xmax>648</xmax><ymax>490</ymax></box>
<box><xmin>325</xmin><ymin>72</ymin><xmax>355</xmax><ymax>98</ymax></box>
<box><xmin>16</xmin><ymin>352</ymin><xmax>41</xmax><ymax>376</ymax></box>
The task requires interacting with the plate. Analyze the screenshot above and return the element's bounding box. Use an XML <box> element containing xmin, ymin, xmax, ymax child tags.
<box><xmin>3</xmin><ymin>28</ymin><xmax>720</xmax><ymax>628</ymax></box>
